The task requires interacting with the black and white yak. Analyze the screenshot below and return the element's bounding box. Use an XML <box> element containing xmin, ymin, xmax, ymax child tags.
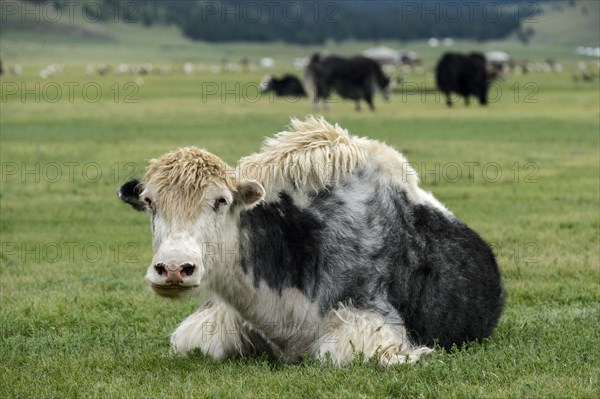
<box><xmin>117</xmin><ymin>116</ymin><xmax>504</xmax><ymax>368</ymax></box>
<box><xmin>305</xmin><ymin>54</ymin><xmax>393</xmax><ymax>112</ymax></box>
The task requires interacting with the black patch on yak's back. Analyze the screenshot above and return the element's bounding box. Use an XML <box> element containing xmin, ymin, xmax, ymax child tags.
<box><xmin>239</xmin><ymin>192</ymin><xmax>324</xmax><ymax>295</ymax></box>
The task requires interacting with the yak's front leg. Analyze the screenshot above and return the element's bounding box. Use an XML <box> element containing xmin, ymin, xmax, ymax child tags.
<box><xmin>171</xmin><ymin>299</ymin><xmax>270</xmax><ymax>359</ymax></box>
<box><xmin>311</xmin><ymin>305</ymin><xmax>433</xmax><ymax>368</ymax></box>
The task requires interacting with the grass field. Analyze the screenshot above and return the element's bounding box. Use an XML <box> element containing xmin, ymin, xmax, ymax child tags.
<box><xmin>1</xmin><ymin>3</ymin><xmax>599</xmax><ymax>398</ymax></box>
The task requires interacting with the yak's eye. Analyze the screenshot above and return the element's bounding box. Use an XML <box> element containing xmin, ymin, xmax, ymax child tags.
<box><xmin>214</xmin><ymin>197</ymin><xmax>228</xmax><ymax>210</ymax></box>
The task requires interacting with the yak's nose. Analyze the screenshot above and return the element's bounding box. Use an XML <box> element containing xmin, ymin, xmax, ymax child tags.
<box><xmin>154</xmin><ymin>263</ymin><xmax>196</xmax><ymax>284</ymax></box>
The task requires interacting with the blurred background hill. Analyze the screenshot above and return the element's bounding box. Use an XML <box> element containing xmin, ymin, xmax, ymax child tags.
<box><xmin>1</xmin><ymin>0</ymin><xmax>598</xmax><ymax>64</ymax></box>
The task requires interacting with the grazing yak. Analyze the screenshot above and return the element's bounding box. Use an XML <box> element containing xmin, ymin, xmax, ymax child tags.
<box><xmin>118</xmin><ymin>116</ymin><xmax>504</xmax><ymax>368</ymax></box>
<box><xmin>436</xmin><ymin>52</ymin><xmax>489</xmax><ymax>107</ymax></box>
<box><xmin>260</xmin><ymin>74</ymin><xmax>307</xmax><ymax>98</ymax></box>
<box><xmin>306</xmin><ymin>53</ymin><xmax>393</xmax><ymax>112</ymax></box>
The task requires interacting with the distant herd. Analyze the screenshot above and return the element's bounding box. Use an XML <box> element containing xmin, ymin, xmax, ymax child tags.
<box><xmin>260</xmin><ymin>51</ymin><xmax>491</xmax><ymax>110</ymax></box>
<box><xmin>1</xmin><ymin>53</ymin><xmax>597</xmax><ymax>111</ymax></box>
<box><xmin>259</xmin><ymin>51</ymin><xmax>592</xmax><ymax>111</ymax></box>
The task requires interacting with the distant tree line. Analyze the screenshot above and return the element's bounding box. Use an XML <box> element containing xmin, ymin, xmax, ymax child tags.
<box><xmin>22</xmin><ymin>0</ymin><xmax>550</xmax><ymax>44</ymax></box>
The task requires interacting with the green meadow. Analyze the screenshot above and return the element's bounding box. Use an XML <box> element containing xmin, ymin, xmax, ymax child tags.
<box><xmin>1</xmin><ymin>3</ymin><xmax>599</xmax><ymax>397</ymax></box>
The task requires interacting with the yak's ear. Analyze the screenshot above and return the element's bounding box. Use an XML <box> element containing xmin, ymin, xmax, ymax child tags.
<box><xmin>117</xmin><ymin>179</ymin><xmax>145</xmax><ymax>211</ymax></box>
<box><xmin>235</xmin><ymin>180</ymin><xmax>265</xmax><ymax>209</ymax></box>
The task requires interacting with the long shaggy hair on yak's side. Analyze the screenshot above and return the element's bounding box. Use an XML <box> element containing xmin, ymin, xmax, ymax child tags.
<box><xmin>236</xmin><ymin>116</ymin><xmax>430</xmax><ymax>209</ymax></box>
<box><xmin>237</xmin><ymin>116</ymin><xmax>367</xmax><ymax>196</ymax></box>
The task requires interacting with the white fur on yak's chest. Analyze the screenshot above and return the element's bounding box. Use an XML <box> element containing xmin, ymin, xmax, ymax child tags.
<box><xmin>250</xmin><ymin>282</ymin><xmax>323</xmax><ymax>359</ymax></box>
<box><xmin>222</xmin><ymin>270</ymin><xmax>324</xmax><ymax>360</ymax></box>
